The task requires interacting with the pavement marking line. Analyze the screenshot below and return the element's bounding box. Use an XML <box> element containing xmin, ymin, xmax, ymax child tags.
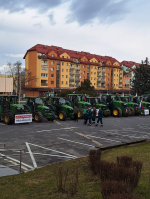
<box><xmin>58</xmin><ymin>137</ymin><xmax>95</xmax><ymax>148</ymax></box>
<box><xmin>36</xmin><ymin>127</ymin><xmax>78</xmax><ymax>133</ymax></box>
<box><xmin>27</xmin><ymin>142</ymin><xmax>77</xmax><ymax>158</ymax></box>
<box><xmin>26</xmin><ymin>152</ymin><xmax>74</xmax><ymax>159</ymax></box>
<box><xmin>25</xmin><ymin>142</ymin><xmax>37</xmax><ymax>168</ymax></box>
<box><xmin>86</xmin><ymin>135</ymin><xmax>121</xmax><ymax>143</ymax></box>
<box><xmin>4</xmin><ymin>159</ymin><xmax>29</xmax><ymax>171</ymax></box>
<box><xmin>0</xmin><ymin>153</ymin><xmax>33</xmax><ymax>170</ymax></box>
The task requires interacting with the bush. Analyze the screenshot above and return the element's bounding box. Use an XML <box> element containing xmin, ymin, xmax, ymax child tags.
<box><xmin>88</xmin><ymin>149</ymin><xmax>101</xmax><ymax>174</ymax></box>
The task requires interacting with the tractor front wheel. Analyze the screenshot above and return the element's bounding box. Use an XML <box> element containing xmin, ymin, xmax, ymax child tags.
<box><xmin>112</xmin><ymin>107</ymin><xmax>121</xmax><ymax>117</ymax></box>
<box><xmin>34</xmin><ymin>112</ymin><xmax>43</xmax><ymax>123</ymax></box>
<box><xmin>130</xmin><ymin>107</ymin><xmax>135</xmax><ymax>116</ymax></box>
<box><xmin>4</xmin><ymin>112</ymin><xmax>14</xmax><ymax>125</ymax></box>
<box><xmin>47</xmin><ymin>111</ymin><xmax>55</xmax><ymax>122</ymax></box>
<box><xmin>58</xmin><ymin>111</ymin><xmax>67</xmax><ymax>121</ymax></box>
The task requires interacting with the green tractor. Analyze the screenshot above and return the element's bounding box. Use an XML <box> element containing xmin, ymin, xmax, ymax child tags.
<box><xmin>130</xmin><ymin>95</ymin><xmax>150</xmax><ymax>115</ymax></box>
<box><xmin>101</xmin><ymin>94</ymin><xmax>129</xmax><ymax>117</ymax></box>
<box><xmin>118</xmin><ymin>96</ymin><xmax>140</xmax><ymax>116</ymax></box>
<box><xmin>85</xmin><ymin>97</ymin><xmax>110</xmax><ymax>117</ymax></box>
<box><xmin>43</xmin><ymin>95</ymin><xmax>74</xmax><ymax>121</ymax></box>
<box><xmin>0</xmin><ymin>95</ymin><xmax>28</xmax><ymax>125</ymax></box>
<box><xmin>24</xmin><ymin>97</ymin><xmax>55</xmax><ymax>122</ymax></box>
<box><xmin>67</xmin><ymin>94</ymin><xmax>91</xmax><ymax>119</ymax></box>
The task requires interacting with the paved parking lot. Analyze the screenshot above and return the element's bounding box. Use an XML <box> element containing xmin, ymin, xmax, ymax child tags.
<box><xmin>0</xmin><ymin>115</ymin><xmax>150</xmax><ymax>173</ymax></box>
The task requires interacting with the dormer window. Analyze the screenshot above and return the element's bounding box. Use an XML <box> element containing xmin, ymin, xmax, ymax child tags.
<box><xmin>83</xmin><ymin>59</ymin><xmax>85</xmax><ymax>62</ymax></box>
<box><xmin>62</xmin><ymin>56</ymin><xmax>64</xmax><ymax>58</ymax></box>
<box><xmin>51</xmin><ymin>54</ymin><xmax>54</xmax><ymax>57</ymax></box>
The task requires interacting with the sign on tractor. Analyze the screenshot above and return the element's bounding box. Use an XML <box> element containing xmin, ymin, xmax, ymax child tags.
<box><xmin>15</xmin><ymin>114</ymin><xmax>32</xmax><ymax>124</ymax></box>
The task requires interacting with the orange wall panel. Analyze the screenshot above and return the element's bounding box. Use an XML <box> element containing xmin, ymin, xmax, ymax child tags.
<box><xmin>28</xmin><ymin>51</ymin><xmax>37</xmax><ymax>87</ymax></box>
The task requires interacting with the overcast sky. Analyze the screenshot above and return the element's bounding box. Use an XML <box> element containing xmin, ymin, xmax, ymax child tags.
<box><xmin>0</xmin><ymin>0</ymin><xmax>150</xmax><ymax>74</ymax></box>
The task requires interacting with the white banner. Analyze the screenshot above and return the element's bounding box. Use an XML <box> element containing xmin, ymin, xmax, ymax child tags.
<box><xmin>144</xmin><ymin>109</ymin><xmax>149</xmax><ymax>115</ymax></box>
<box><xmin>15</xmin><ymin>114</ymin><xmax>32</xmax><ymax>124</ymax></box>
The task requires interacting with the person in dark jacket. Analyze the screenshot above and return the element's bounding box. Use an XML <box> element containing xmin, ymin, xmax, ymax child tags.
<box><xmin>73</xmin><ymin>106</ymin><xmax>79</xmax><ymax>122</ymax></box>
<box><xmin>88</xmin><ymin>108</ymin><xmax>92</xmax><ymax>126</ymax></box>
<box><xmin>92</xmin><ymin>107</ymin><xmax>96</xmax><ymax>123</ymax></box>
<box><xmin>96</xmin><ymin>108</ymin><xmax>103</xmax><ymax>126</ymax></box>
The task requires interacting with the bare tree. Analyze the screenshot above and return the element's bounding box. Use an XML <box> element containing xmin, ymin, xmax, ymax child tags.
<box><xmin>7</xmin><ymin>61</ymin><xmax>38</xmax><ymax>94</ymax></box>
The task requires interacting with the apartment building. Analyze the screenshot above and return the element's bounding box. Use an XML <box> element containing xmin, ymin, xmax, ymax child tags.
<box><xmin>24</xmin><ymin>44</ymin><xmax>124</xmax><ymax>96</ymax></box>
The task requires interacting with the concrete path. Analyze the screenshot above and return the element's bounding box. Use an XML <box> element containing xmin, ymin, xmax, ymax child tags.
<box><xmin>0</xmin><ymin>164</ymin><xmax>19</xmax><ymax>177</ymax></box>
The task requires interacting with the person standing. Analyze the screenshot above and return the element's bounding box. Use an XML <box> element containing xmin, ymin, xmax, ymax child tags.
<box><xmin>83</xmin><ymin>106</ymin><xmax>88</xmax><ymax>124</ymax></box>
<box><xmin>88</xmin><ymin>108</ymin><xmax>92</xmax><ymax>126</ymax></box>
<box><xmin>96</xmin><ymin>108</ymin><xmax>103</xmax><ymax>126</ymax></box>
<box><xmin>73</xmin><ymin>106</ymin><xmax>79</xmax><ymax>122</ymax></box>
<box><xmin>92</xmin><ymin>107</ymin><xmax>96</xmax><ymax>123</ymax></box>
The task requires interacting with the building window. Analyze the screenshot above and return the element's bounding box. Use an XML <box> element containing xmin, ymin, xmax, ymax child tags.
<box><xmin>41</xmin><ymin>73</ymin><xmax>48</xmax><ymax>77</ymax></box>
<box><xmin>108</xmin><ymin>69</ymin><xmax>109</xmax><ymax>71</ymax></box>
<box><xmin>114</xmin><ymin>84</ymin><xmax>115</xmax><ymax>86</ymax></box>
<box><xmin>51</xmin><ymin>54</ymin><xmax>54</xmax><ymax>57</ymax></box>
<box><xmin>66</xmin><ymin>69</ymin><xmax>68</xmax><ymax>72</ymax></box>
<box><xmin>62</xmin><ymin>62</ymin><xmax>64</xmax><ymax>66</ymax></box>
<box><xmin>91</xmin><ymin>66</ymin><xmax>93</xmax><ymax>69</ymax></box>
<box><xmin>61</xmin><ymin>81</ymin><xmax>63</xmax><ymax>84</ymax></box>
<box><xmin>66</xmin><ymin>75</ymin><xmax>68</xmax><ymax>78</ymax></box>
<box><xmin>94</xmin><ymin>72</ymin><xmax>96</xmax><ymax>75</ymax></box>
<box><xmin>51</xmin><ymin>74</ymin><xmax>54</xmax><ymax>78</ymax></box>
<box><xmin>67</xmin><ymin>56</ymin><xmax>68</xmax><ymax>59</ymax></box>
<box><xmin>94</xmin><ymin>77</ymin><xmax>96</xmax><ymax>80</ymax></box>
<box><xmin>66</xmin><ymin>63</ymin><xmax>68</xmax><ymax>66</ymax></box>
<box><xmin>76</xmin><ymin>65</ymin><xmax>78</xmax><ymax>67</ymax></box>
<box><xmin>50</xmin><ymin>68</ymin><xmax>54</xmax><ymax>71</ymax></box>
<box><xmin>83</xmin><ymin>65</ymin><xmax>85</xmax><ymax>68</ymax></box>
<box><xmin>62</xmin><ymin>69</ymin><xmax>64</xmax><ymax>72</ymax></box>
<box><xmin>83</xmin><ymin>77</ymin><xmax>85</xmax><ymax>80</ymax></box>
<box><xmin>94</xmin><ymin>83</ymin><xmax>95</xmax><ymax>85</ymax></box>
<box><xmin>51</xmin><ymin>81</ymin><xmax>54</xmax><ymax>84</ymax></box>
<box><xmin>108</xmin><ymin>74</ymin><xmax>109</xmax><ymax>76</ymax></box>
<box><xmin>62</xmin><ymin>75</ymin><xmax>64</xmax><ymax>78</ymax></box>
<box><xmin>51</xmin><ymin>61</ymin><xmax>54</xmax><ymax>65</ymax></box>
<box><xmin>83</xmin><ymin>59</ymin><xmax>85</xmax><ymax>62</ymax></box>
<box><xmin>41</xmin><ymin>80</ymin><xmax>48</xmax><ymax>86</ymax></box>
<box><xmin>62</xmin><ymin>56</ymin><xmax>64</xmax><ymax>58</ymax></box>
<box><xmin>83</xmin><ymin>71</ymin><xmax>85</xmax><ymax>74</ymax></box>
<box><xmin>91</xmin><ymin>72</ymin><xmax>93</xmax><ymax>75</ymax></box>
<box><xmin>91</xmin><ymin>77</ymin><xmax>92</xmax><ymax>80</ymax></box>
<box><xmin>66</xmin><ymin>81</ymin><xmax>68</xmax><ymax>84</ymax></box>
<box><xmin>108</xmin><ymin>78</ymin><xmax>109</xmax><ymax>81</ymax></box>
<box><xmin>41</xmin><ymin>66</ymin><xmax>48</xmax><ymax>71</ymax></box>
<box><xmin>114</xmin><ymin>74</ymin><xmax>115</xmax><ymax>76</ymax></box>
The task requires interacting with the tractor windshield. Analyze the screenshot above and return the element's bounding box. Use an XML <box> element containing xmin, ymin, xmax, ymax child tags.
<box><xmin>9</xmin><ymin>96</ymin><xmax>17</xmax><ymax>104</ymax></box>
<box><xmin>59</xmin><ymin>98</ymin><xmax>66</xmax><ymax>104</ymax></box>
<box><xmin>35</xmin><ymin>98</ymin><xmax>43</xmax><ymax>105</ymax></box>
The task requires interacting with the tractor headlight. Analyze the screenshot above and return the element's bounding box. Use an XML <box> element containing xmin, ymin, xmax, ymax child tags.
<box><xmin>44</xmin><ymin>109</ymin><xmax>49</xmax><ymax>113</ymax></box>
<box><xmin>17</xmin><ymin>108</ymin><xmax>21</xmax><ymax>110</ymax></box>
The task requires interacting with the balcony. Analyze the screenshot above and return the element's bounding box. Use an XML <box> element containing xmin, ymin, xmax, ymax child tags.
<box><xmin>69</xmin><ymin>84</ymin><xmax>74</xmax><ymax>87</ymax></box>
<box><xmin>97</xmin><ymin>69</ymin><xmax>101</xmax><ymax>72</ymax></box>
<box><xmin>41</xmin><ymin>83</ymin><xmax>48</xmax><ymax>86</ymax></box>
<box><xmin>75</xmin><ymin>68</ymin><xmax>80</xmax><ymax>71</ymax></box>
<box><xmin>70</xmin><ymin>66</ymin><xmax>75</xmax><ymax>69</ymax></box>
<box><xmin>101</xmin><ymin>86</ymin><xmax>105</xmax><ymax>88</ymax></box>
<box><xmin>69</xmin><ymin>79</ymin><xmax>74</xmax><ymax>82</ymax></box>
<box><xmin>69</xmin><ymin>72</ymin><xmax>75</xmax><ymax>75</ymax></box>
<box><xmin>75</xmin><ymin>79</ymin><xmax>80</xmax><ymax>82</ymax></box>
<box><xmin>38</xmin><ymin>55</ymin><xmax>47</xmax><ymax>59</ymax></box>
<box><xmin>75</xmin><ymin>72</ymin><xmax>80</xmax><ymax>76</ymax></box>
<box><xmin>97</xmin><ymin>80</ymin><xmax>101</xmax><ymax>83</ymax></box>
<box><xmin>101</xmin><ymin>80</ymin><xmax>105</xmax><ymax>83</ymax></box>
<box><xmin>97</xmin><ymin>74</ymin><xmax>101</xmax><ymax>77</ymax></box>
<box><xmin>102</xmin><ymin>75</ymin><xmax>106</xmax><ymax>77</ymax></box>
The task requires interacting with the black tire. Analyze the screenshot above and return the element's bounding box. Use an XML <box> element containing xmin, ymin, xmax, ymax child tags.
<box><xmin>34</xmin><ymin>111</ymin><xmax>43</xmax><ymax>123</ymax></box>
<box><xmin>4</xmin><ymin>112</ymin><xmax>14</xmax><ymax>125</ymax></box>
<box><xmin>127</xmin><ymin>107</ymin><xmax>132</xmax><ymax>116</ymax></box>
<box><xmin>130</xmin><ymin>107</ymin><xmax>135</xmax><ymax>116</ymax></box>
<box><xmin>47</xmin><ymin>111</ymin><xmax>55</xmax><ymax>121</ymax></box>
<box><xmin>78</xmin><ymin>108</ymin><xmax>83</xmax><ymax>119</ymax></box>
<box><xmin>58</xmin><ymin>111</ymin><xmax>67</xmax><ymax>121</ymax></box>
<box><xmin>112</xmin><ymin>107</ymin><xmax>121</xmax><ymax>117</ymax></box>
<box><xmin>117</xmin><ymin>107</ymin><xmax>122</xmax><ymax>116</ymax></box>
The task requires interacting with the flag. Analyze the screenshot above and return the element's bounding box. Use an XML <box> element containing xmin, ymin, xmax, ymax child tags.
<box><xmin>139</xmin><ymin>100</ymin><xmax>143</xmax><ymax>110</ymax></box>
<box><xmin>73</xmin><ymin>91</ymin><xmax>75</xmax><ymax>94</ymax></box>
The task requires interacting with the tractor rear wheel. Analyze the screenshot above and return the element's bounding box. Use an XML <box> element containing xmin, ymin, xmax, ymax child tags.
<box><xmin>34</xmin><ymin>112</ymin><xmax>42</xmax><ymax>123</ymax></box>
<box><xmin>127</xmin><ymin>107</ymin><xmax>132</xmax><ymax>116</ymax></box>
<box><xmin>47</xmin><ymin>111</ymin><xmax>55</xmax><ymax>121</ymax></box>
<box><xmin>78</xmin><ymin>108</ymin><xmax>83</xmax><ymax>119</ymax></box>
<box><xmin>112</xmin><ymin>107</ymin><xmax>121</xmax><ymax>117</ymax></box>
<box><xmin>4</xmin><ymin>112</ymin><xmax>14</xmax><ymax>125</ymax></box>
<box><xmin>130</xmin><ymin>107</ymin><xmax>135</xmax><ymax>116</ymax></box>
<box><xmin>117</xmin><ymin>107</ymin><xmax>122</xmax><ymax>116</ymax></box>
<box><xmin>58</xmin><ymin>111</ymin><xmax>67</xmax><ymax>121</ymax></box>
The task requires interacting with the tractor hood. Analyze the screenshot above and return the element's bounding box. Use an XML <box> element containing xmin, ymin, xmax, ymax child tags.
<box><xmin>79</xmin><ymin>101</ymin><xmax>91</xmax><ymax>105</ymax></box>
<box><xmin>38</xmin><ymin>105</ymin><xmax>49</xmax><ymax>109</ymax></box>
<box><xmin>61</xmin><ymin>105</ymin><xmax>73</xmax><ymax>110</ymax></box>
<box><xmin>114</xmin><ymin>100</ymin><xmax>127</xmax><ymax>105</ymax></box>
<box><xmin>10</xmin><ymin>104</ymin><xmax>24</xmax><ymax>109</ymax></box>
<box><xmin>97</xmin><ymin>103</ymin><xmax>106</xmax><ymax>107</ymax></box>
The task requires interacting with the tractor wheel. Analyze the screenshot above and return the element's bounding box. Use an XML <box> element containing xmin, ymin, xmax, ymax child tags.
<box><xmin>58</xmin><ymin>111</ymin><xmax>67</xmax><ymax>121</ymax></box>
<box><xmin>117</xmin><ymin>107</ymin><xmax>122</xmax><ymax>116</ymax></box>
<box><xmin>47</xmin><ymin>111</ymin><xmax>55</xmax><ymax>122</ymax></box>
<box><xmin>127</xmin><ymin>107</ymin><xmax>132</xmax><ymax>116</ymax></box>
<box><xmin>34</xmin><ymin>112</ymin><xmax>43</xmax><ymax>123</ymax></box>
<box><xmin>4</xmin><ymin>112</ymin><xmax>14</xmax><ymax>125</ymax></box>
<box><xmin>130</xmin><ymin>107</ymin><xmax>135</xmax><ymax>116</ymax></box>
<box><xmin>78</xmin><ymin>108</ymin><xmax>83</xmax><ymax>119</ymax></box>
<box><xmin>112</xmin><ymin>107</ymin><xmax>121</xmax><ymax>117</ymax></box>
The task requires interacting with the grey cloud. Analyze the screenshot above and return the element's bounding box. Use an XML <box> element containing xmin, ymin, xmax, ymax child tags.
<box><xmin>48</xmin><ymin>13</ymin><xmax>56</xmax><ymax>25</ymax></box>
<box><xmin>33</xmin><ymin>23</ymin><xmax>42</xmax><ymax>28</ymax></box>
<box><xmin>0</xmin><ymin>0</ymin><xmax>64</xmax><ymax>13</ymax></box>
<box><xmin>67</xmin><ymin>0</ymin><xmax>130</xmax><ymax>25</ymax></box>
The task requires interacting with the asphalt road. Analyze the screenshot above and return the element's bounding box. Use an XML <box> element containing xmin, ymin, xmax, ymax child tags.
<box><xmin>0</xmin><ymin>115</ymin><xmax>150</xmax><ymax>173</ymax></box>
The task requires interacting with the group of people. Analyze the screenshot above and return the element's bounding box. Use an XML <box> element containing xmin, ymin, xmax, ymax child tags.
<box><xmin>73</xmin><ymin>106</ymin><xmax>103</xmax><ymax>126</ymax></box>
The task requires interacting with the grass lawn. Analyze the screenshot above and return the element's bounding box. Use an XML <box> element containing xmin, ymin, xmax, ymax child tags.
<box><xmin>0</xmin><ymin>142</ymin><xmax>150</xmax><ymax>199</ymax></box>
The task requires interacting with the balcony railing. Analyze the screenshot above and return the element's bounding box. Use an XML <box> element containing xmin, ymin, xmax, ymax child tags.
<box><xmin>97</xmin><ymin>80</ymin><xmax>101</xmax><ymax>83</ymax></box>
<box><xmin>101</xmin><ymin>81</ymin><xmax>105</xmax><ymax>83</ymax></box>
<box><xmin>69</xmin><ymin>79</ymin><xmax>74</xmax><ymax>82</ymax></box>
<box><xmin>70</xmin><ymin>66</ymin><xmax>75</xmax><ymax>69</ymax></box>
<box><xmin>69</xmin><ymin>72</ymin><xmax>75</xmax><ymax>75</ymax></box>
<box><xmin>75</xmin><ymin>79</ymin><xmax>80</xmax><ymax>82</ymax></box>
<box><xmin>75</xmin><ymin>68</ymin><xmax>80</xmax><ymax>71</ymax></box>
<box><xmin>97</xmin><ymin>74</ymin><xmax>101</xmax><ymax>77</ymax></box>
<box><xmin>41</xmin><ymin>83</ymin><xmax>48</xmax><ymax>86</ymax></box>
<box><xmin>75</xmin><ymin>73</ymin><xmax>80</xmax><ymax>75</ymax></box>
